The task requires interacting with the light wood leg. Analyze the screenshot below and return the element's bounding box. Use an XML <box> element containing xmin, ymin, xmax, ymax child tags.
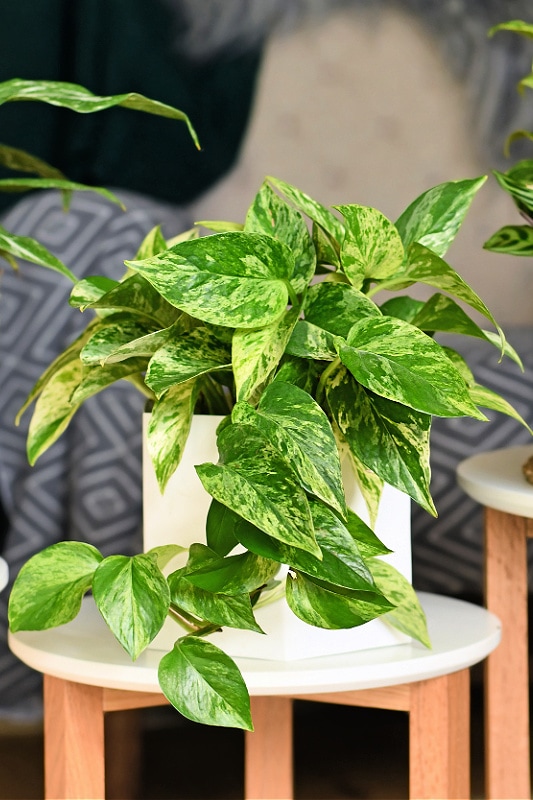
<box><xmin>485</xmin><ymin>507</ymin><xmax>531</xmax><ymax>800</ymax></box>
<box><xmin>409</xmin><ymin>669</ymin><xmax>470</xmax><ymax>800</ymax></box>
<box><xmin>44</xmin><ymin>675</ymin><xmax>106</xmax><ymax>800</ymax></box>
<box><xmin>245</xmin><ymin>696</ymin><xmax>293</xmax><ymax>800</ymax></box>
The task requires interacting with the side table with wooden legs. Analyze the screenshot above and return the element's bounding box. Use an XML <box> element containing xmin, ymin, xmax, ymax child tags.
<box><xmin>9</xmin><ymin>592</ymin><xmax>499</xmax><ymax>800</ymax></box>
<box><xmin>458</xmin><ymin>444</ymin><xmax>533</xmax><ymax>800</ymax></box>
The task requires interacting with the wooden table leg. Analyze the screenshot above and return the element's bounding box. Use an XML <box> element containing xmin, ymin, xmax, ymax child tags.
<box><xmin>485</xmin><ymin>507</ymin><xmax>531</xmax><ymax>800</ymax></box>
<box><xmin>245</xmin><ymin>696</ymin><xmax>293</xmax><ymax>800</ymax></box>
<box><xmin>44</xmin><ymin>675</ymin><xmax>106</xmax><ymax>800</ymax></box>
<box><xmin>409</xmin><ymin>669</ymin><xmax>470</xmax><ymax>800</ymax></box>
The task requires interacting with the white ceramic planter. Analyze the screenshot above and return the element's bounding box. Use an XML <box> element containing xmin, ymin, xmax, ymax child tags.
<box><xmin>143</xmin><ymin>413</ymin><xmax>412</xmax><ymax>659</ymax></box>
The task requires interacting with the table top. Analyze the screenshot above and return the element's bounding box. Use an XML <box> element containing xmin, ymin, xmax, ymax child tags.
<box><xmin>457</xmin><ymin>444</ymin><xmax>533</xmax><ymax>518</ymax></box>
<box><xmin>0</xmin><ymin>558</ymin><xmax>7</xmax><ymax>593</ymax></box>
<box><xmin>9</xmin><ymin>593</ymin><xmax>500</xmax><ymax>696</ymax></box>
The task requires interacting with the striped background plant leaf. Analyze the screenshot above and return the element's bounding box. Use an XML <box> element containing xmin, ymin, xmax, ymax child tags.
<box><xmin>146</xmin><ymin>327</ymin><xmax>231</xmax><ymax>397</ymax></box>
<box><xmin>484</xmin><ymin>224</ymin><xmax>533</xmax><ymax>256</ymax></box>
<box><xmin>158</xmin><ymin>637</ymin><xmax>253</xmax><ymax>730</ymax></box>
<box><xmin>126</xmin><ymin>232</ymin><xmax>293</xmax><ymax>328</ymax></box>
<box><xmin>196</xmin><ymin>423</ymin><xmax>320</xmax><ymax>557</ymax></box>
<box><xmin>491</xmin><ymin>163</ymin><xmax>533</xmax><ymax>214</ymax></box>
<box><xmin>245</xmin><ymin>181</ymin><xmax>316</xmax><ymax>293</ymax></box>
<box><xmin>93</xmin><ymin>553</ymin><xmax>170</xmax><ymax>659</ymax></box>
<box><xmin>233</xmin><ymin>381</ymin><xmax>346</xmax><ymax>516</ymax></box>
<box><xmin>339</xmin><ymin>315</ymin><xmax>486</xmax><ymax>418</ymax></box>
<box><xmin>336</xmin><ymin>204</ymin><xmax>404</xmax><ymax>286</ymax></box>
<box><xmin>285</xmin><ymin>571</ymin><xmax>394</xmax><ymax>630</ymax></box>
<box><xmin>326</xmin><ymin>366</ymin><xmax>435</xmax><ymax>514</ymax></box>
<box><xmin>8</xmin><ymin>542</ymin><xmax>102</xmax><ymax>632</ymax></box>
<box><xmin>233</xmin><ymin>308</ymin><xmax>299</xmax><ymax>403</ymax></box>
<box><xmin>394</xmin><ymin>176</ymin><xmax>487</xmax><ymax>257</ymax></box>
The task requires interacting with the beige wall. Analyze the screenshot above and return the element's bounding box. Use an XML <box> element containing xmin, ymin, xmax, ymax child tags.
<box><xmin>193</xmin><ymin>6</ymin><xmax>533</xmax><ymax>327</ymax></box>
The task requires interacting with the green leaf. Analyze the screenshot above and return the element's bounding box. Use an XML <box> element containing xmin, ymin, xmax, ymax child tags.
<box><xmin>285</xmin><ymin>320</ymin><xmax>338</xmax><ymax>360</ymax></box>
<box><xmin>92</xmin><ymin>553</ymin><xmax>170</xmax><ymax>659</ymax></box>
<box><xmin>245</xmin><ymin>181</ymin><xmax>316</xmax><ymax>293</ymax></box>
<box><xmin>326</xmin><ymin>365</ymin><xmax>436</xmax><ymax>514</ymax></box>
<box><xmin>146</xmin><ymin>327</ymin><xmax>231</xmax><ymax>397</ymax></box>
<box><xmin>233</xmin><ymin>381</ymin><xmax>346</xmax><ymax>516</ymax></box>
<box><xmin>469</xmin><ymin>383</ymin><xmax>533</xmax><ymax>433</ymax></box>
<box><xmin>146</xmin><ymin>545</ymin><xmax>187</xmax><ymax>570</ymax></box>
<box><xmin>303</xmin><ymin>281</ymin><xmax>381</xmax><ymax>338</ymax></box>
<box><xmin>126</xmin><ymin>232</ymin><xmax>293</xmax><ymax>328</ymax></box>
<box><xmin>394</xmin><ymin>176</ymin><xmax>487</xmax><ymax>257</ymax></box>
<box><xmin>286</xmin><ymin>571</ymin><xmax>394</xmax><ymax>630</ymax></box>
<box><xmin>0</xmin><ymin>225</ymin><xmax>75</xmax><ymax>281</ymax></box>
<box><xmin>184</xmin><ymin>546</ymin><xmax>279</xmax><ymax>596</ymax></box>
<box><xmin>369</xmin><ymin>559</ymin><xmax>430</xmax><ymax>648</ymax></box>
<box><xmin>488</xmin><ymin>20</ymin><xmax>533</xmax><ymax>40</ymax></box>
<box><xmin>379</xmin><ymin>296</ymin><xmax>425</xmax><ymax>323</ymax></box>
<box><xmin>147</xmin><ymin>381</ymin><xmax>200</xmax><ymax>491</ymax></box>
<box><xmin>0</xmin><ymin>177</ymin><xmax>123</xmax><ymax>208</ymax></box>
<box><xmin>8</xmin><ymin>542</ymin><xmax>102</xmax><ymax>632</ymax></box>
<box><xmin>70</xmin><ymin>358</ymin><xmax>148</xmax><ymax>405</ymax></box>
<box><xmin>344</xmin><ymin>508</ymin><xmax>391</xmax><ymax>558</ymax></box>
<box><xmin>0</xmin><ymin>78</ymin><xmax>199</xmax><ymax>149</ymax></box>
<box><xmin>196</xmin><ymin>423</ymin><xmax>320</xmax><ymax>557</ymax></box>
<box><xmin>205</xmin><ymin>501</ymin><xmax>240</xmax><ymax>556</ymax></box>
<box><xmin>484</xmin><ymin>225</ymin><xmax>533</xmax><ymax>256</ymax></box>
<box><xmin>158</xmin><ymin>637</ymin><xmax>253</xmax><ymax>729</ymax></box>
<box><xmin>267</xmin><ymin>176</ymin><xmax>345</xmax><ymax>243</ymax></box>
<box><xmin>336</xmin><ymin>204</ymin><xmax>404</xmax><ymax>286</ymax></box>
<box><xmin>69</xmin><ymin>276</ymin><xmax>119</xmax><ymax>308</ymax></box>
<box><xmin>0</xmin><ymin>143</ymin><xmax>65</xmax><ymax>179</ymax></box>
<box><xmin>491</xmin><ymin>164</ymin><xmax>533</xmax><ymax>214</ymax></box>
<box><xmin>87</xmin><ymin>274</ymin><xmax>179</xmax><ymax>327</ymax></box>
<box><xmin>135</xmin><ymin>225</ymin><xmax>169</xmax><ymax>260</ymax></box>
<box><xmin>338</xmin><ymin>315</ymin><xmax>485</xmax><ymax>418</ymax></box>
<box><xmin>233</xmin><ymin>308</ymin><xmax>299</xmax><ymax>403</ymax></box>
<box><xmin>80</xmin><ymin>315</ymin><xmax>157</xmax><ymax>364</ymax></box>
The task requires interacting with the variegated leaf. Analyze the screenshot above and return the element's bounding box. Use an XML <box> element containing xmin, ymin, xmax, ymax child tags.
<box><xmin>158</xmin><ymin>637</ymin><xmax>253</xmax><ymax>729</ymax></box>
<box><xmin>70</xmin><ymin>358</ymin><xmax>148</xmax><ymax>405</ymax></box>
<box><xmin>148</xmin><ymin>381</ymin><xmax>199</xmax><ymax>491</ymax></box>
<box><xmin>0</xmin><ymin>225</ymin><xmax>75</xmax><ymax>281</ymax></box>
<box><xmin>0</xmin><ymin>143</ymin><xmax>65</xmax><ymax>178</ymax></box>
<box><xmin>88</xmin><ymin>274</ymin><xmax>179</xmax><ymax>327</ymax></box>
<box><xmin>126</xmin><ymin>232</ymin><xmax>293</xmax><ymax>329</ymax></box>
<box><xmin>379</xmin><ymin>295</ymin><xmax>425</xmax><ymax>322</ymax></box>
<box><xmin>303</xmin><ymin>281</ymin><xmax>381</xmax><ymax>338</ymax></box>
<box><xmin>146</xmin><ymin>327</ymin><xmax>231</xmax><ymax>397</ymax></box>
<box><xmin>336</xmin><ymin>204</ymin><xmax>404</xmax><ymax>286</ymax></box>
<box><xmin>196</xmin><ymin>423</ymin><xmax>320</xmax><ymax>557</ymax></box>
<box><xmin>8</xmin><ymin>542</ymin><xmax>102</xmax><ymax>632</ymax></box>
<box><xmin>27</xmin><ymin>359</ymin><xmax>83</xmax><ymax>464</ymax></box>
<box><xmin>232</xmin><ymin>381</ymin><xmax>346</xmax><ymax>516</ymax></box>
<box><xmin>491</xmin><ymin>163</ymin><xmax>533</xmax><ymax>214</ymax></box>
<box><xmin>93</xmin><ymin>553</ymin><xmax>170</xmax><ymax>659</ymax></box>
<box><xmin>69</xmin><ymin>276</ymin><xmax>119</xmax><ymax>308</ymax></box>
<box><xmin>183</xmin><ymin>544</ymin><xmax>278</xmax><ymax>596</ymax></box>
<box><xmin>80</xmin><ymin>315</ymin><xmax>157</xmax><ymax>364</ymax></box>
<box><xmin>369</xmin><ymin>559</ymin><xmax>430</xmax><ymax>647</ymax></box>
<box><xmin>344</xmin><ymin>508</ymin><xmax>391</xmax><ymax>558</ymax></box>
<box><xmin>135</xmin><ymin>225</ymin><xmax>168</xmax><ymax>259</ymax></box>
<box><xmin>233</xmin><ymin>308</ymin><xmax>299</xmax><ymax>402</ymax></box>
<box><xmin>312</xmin><ymin>222</ymin><xmax>340</xmax><ymax>268</ymax></box>
<box><xmin>286</xmin><ymin>571</ymin><xmax>393</xmax><ymax>630</ymax></box>
<box><xmin>469</xmin><ymin>384</ymin><xmax>533</xmax><ymax>433</ymax></box>
<box><xmin>245</xmin><ymin>181</ymin><xmax>316</xmax><ymax>293</ymax></box>
<box><xmin>394</xmin><ymin>176</ymin><xmax>487</xmax><ymax>257</ymax></box>
<box><xmin>0</xmin><ymin>78</ymin><xmax>199</xmax><ymax>148</ymax></box>
<box><xmin>285</xmin><ymin>320</ymin><xmax>337</xmax><ymax>360</ymax></box>
<box><xmin>0</xmin><ymin>177</ymin><xmax>123</xmax><ymax>208</ymax></box>
<box><xmin>267</xmin><ymin>176</ymin><xmax>345</xmax><ymax>243</ymax></box>
<box><xmin>341</xmin><ymin>446</ymin><xmax>383</xmax><ymax>530</ymax></box>
<box><xmin>339</xmin><ymin>316</ymin><xmax>486</xmax><ymax>418</ymax></box>
<box><xmin>326</xmin><ymin>365</ymin><xmax>436</xmax><ymax>514</ymax></box>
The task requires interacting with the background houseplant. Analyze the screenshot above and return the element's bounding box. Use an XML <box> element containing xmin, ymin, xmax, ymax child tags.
<box><xmin>5</xmin><ymin>79</ymin><xmax>529</xmax><ymax>731</ymax></box>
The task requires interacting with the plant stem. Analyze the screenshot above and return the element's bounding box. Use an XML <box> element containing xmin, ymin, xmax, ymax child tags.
<box><xmin>316</xmin><ymin>356</ymin><xmax>341</xmax><ymax>406</ymax></box>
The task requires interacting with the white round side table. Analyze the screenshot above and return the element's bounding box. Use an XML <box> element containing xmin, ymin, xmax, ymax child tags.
<box><xmin>0</xmin><ymin>557</ymin><xmax>8</xmax><ymax>592</ymax></box>
<box><xmin>457</xmin><ymin>444</ymin><xmax>533</xmax><ymax>800</ymax></box>
<box><xmin>10</xmin><ymin>592</ymin><xmax>500</xmax><ymax>800</ymax></box>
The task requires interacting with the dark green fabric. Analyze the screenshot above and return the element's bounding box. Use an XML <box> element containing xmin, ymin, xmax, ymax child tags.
<box><xmin>0</xmin><ymin>0</ymin><xmax>263</xmax><ymax>210</ymax></box>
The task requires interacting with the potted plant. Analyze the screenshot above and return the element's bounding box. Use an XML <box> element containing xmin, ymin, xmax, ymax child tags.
<box><xmin>5</xmin><ymin>79</ymin><xmax>529</xmax><ymax>732</ymax></box>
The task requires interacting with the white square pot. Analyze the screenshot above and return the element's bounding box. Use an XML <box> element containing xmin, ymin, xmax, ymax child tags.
<box><xmin>143</xmin><ymin>414</ymin><xmax>411</xmax><ymax>659</ymax></box>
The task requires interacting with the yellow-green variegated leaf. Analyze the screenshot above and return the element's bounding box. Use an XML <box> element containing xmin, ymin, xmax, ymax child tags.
<box><xmin>69</xmin><ymin>276</ymin><xmax>119</xmax><ymax>309</ymax></box>
<box><xmin>369</xmin><ymin>559</ymin><xmax>430</xmax><ymax>648</ymax></box>
<box><xmin>70</xmin><ymin>358</ymin><xmax>148</xmax><ymax>404</ymax></box>
<box><xmin>92</xmin><ymin>553</ymin><xmax>170</xmax><ymax>659</ymax></box>
<box><xmin>146</xmin><ymin>327</ymin><xmax>231</xmax><ymax>397</ymax></box>
<box><xmin>336</xmin><ymin>204</ymin><xmax>404</xmax><ymax>287</ymax></box>
<box><xmin>267</xmin><ymin>176</ymin><xmax>345</xmax><ymax>244</ymax></box>
<box><xmin>26</xmin><ymin>359</ymin><xmax>83</xmax><ymax>465</ymax></box>
<box><xmin>233</xmin><ymin>308</ymin><xmax>298</xmax><ymax>403</ymax></box>
<box><xmin>245</xmin><ymin>181</ymin><xmax>316</xmax><ymax>293</ymax></box>
<box><xmin>0</xmin><ymin>143</ymin><xmax>65</xmax><ymax>179</ymax></box>
<box><xmin>394</xmin><ymin>176</ymin><xmax>487</xmax><ymax>257</ymax></box>
<box><xmin>0</xmin><ymin>225</ymin><xmax>76</xmax><ymax>281</ymax></box>
<box><xmin>339</xmin><ymin>316</ymin><xmax>486</xmax><ymax>419</ymax></box>
<box><xmin>484</xmin><ymin>224</ymin><xmax>533</xmax><ymax>257</ymax></box>
<box><xmin>126</xmin><ymin>232</ymin><xmax>293</xmax><ymax>328</ymax></box>
<box><xmin>8</xmin><ymin>542</ymin><xmax>102</xmax><ymax>632</ymax></box>
<box><xmin>148</xmin><ymin>380</ymin><xmax>200</xmax><ymax>491</ymax></box>
<box><xmin>134</xmin><ymin>226</ymin><xmax>168</xmax><ymax>260</ymax></box>
<box><xmin>286</xmin><ymin>570</ymin><xmax>393</xmax><ymax>630</ymax></box>
<box><xmin>326</xmin><ymin>365</ymin><xmax>436</xmax><ymax>514</ymax></box>
<box><xmin>285</xmin><ymin>320</ymin><xmax>337</xmax><ymax>360</ymax></box>
<box><xmin>80</xmin><ymin>315</ymin><xmax>157</xmax><ymax>365</ymax></box>
<box><xmin>87</xmin><ymin>274</ymin><xmax>179</xmax><ymax>327</ymax></box>
<box><xmin>491</xmin><ymin>164</ymin><xmax>533</xmax><ymax>214</ymax></box>
<box><xmin>340</xmin><ymin>444</ymin><xmax>383</xmax><ymax>530</ymax></box>
<box><xmin>196</xmin><ymin>423</ymin><xmax>320</xmax><ymax>557</ymax></box>
<box><xmin>303</xmin><ymin>281</ymin><xmax>381</xmax><ymax>338</ymax></box>
<box><xmin>0</xmin><ymin>177</ymin><xmax>123</xmax><ymax>209</ymax></box>
<box><xmin>232</xmin><ymin>381</ymin><xmax>346</xmax><ymax>517</ymax></box>
<box><xmin>469</xmin><ymin>384</ymin><xmax>533</xmax><ymax>433</ymax></box>
<box><xmin>194</xmin><ymin>220</ymin><xmax>244</xmax><ymax>233</ymax></box>
<box><xmin>0</xmin><ymin>78</ymin><xmax>199</xmax><ymax>148</ymax></box>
